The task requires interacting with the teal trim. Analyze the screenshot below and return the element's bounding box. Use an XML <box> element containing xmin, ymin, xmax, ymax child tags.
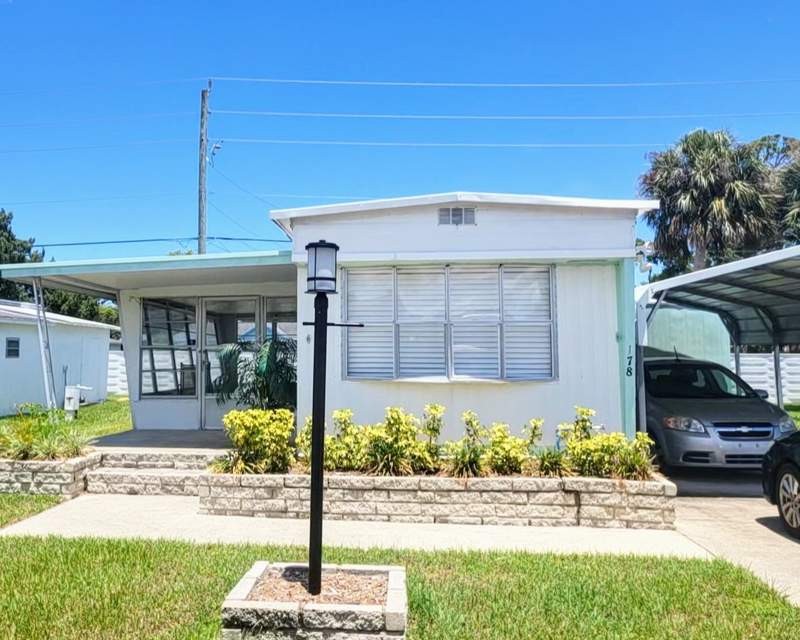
<box><xmin>0</xmin><ymin>250</ymin><xmax>293</xmax><ymax>279</ymax></box>
<box><xmin>616</xmin><ymin>258</ymin><xmax>636</xmax><ymax>438</ymax></box>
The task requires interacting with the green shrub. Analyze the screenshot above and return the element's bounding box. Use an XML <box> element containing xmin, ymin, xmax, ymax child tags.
<box><xmin>421</xmin><ymin>403</ymin><xmax>445</xmax><ymax>459</ymax></box>
<box><xmin>444</xmin><ymin>410</ymin><xmax>487</xmax><ymax>478</ymax></box>
<box><xmin>212</xmin><ymin>408</ymin><xmax>294</xmax><ymax>474</ymax></box>
<box><xmin>557</xmin><ymin>406</ymin><xmax>596</xmax><ymax>444</ymax></box>
<box><xmin>535</xmin><ymin>448</ymin><xmax>570</xmax><ymax>477</ymax></box>
<box><xmin>523</xmin><ymin>418</ymin><xmax>544</xmax><ymax>453</ymax></box>
<box><xmin>566</xmin><ymin>431</ymin><xmax>653</xmax><ymax>480</ymax></box>
<box><xmin>327</xmin><ymin>409</ymin><xmax>369</xmax><ymax>472</ymax></box>
<box><xmin>364</xmin><ymin>407</ymin><xmax>434</xmax><ymax>476</ymax></box>
<box><xmin>483</xmin><ymin>423</ymin><xmax>528</xmax><ymax>475</ymax></box>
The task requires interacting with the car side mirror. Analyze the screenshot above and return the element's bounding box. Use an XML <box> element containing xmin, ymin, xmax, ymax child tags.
<box><xmin>755</xmin><ymin>389</ymin><xmax>769</xmax><ymax>400</ymax></box>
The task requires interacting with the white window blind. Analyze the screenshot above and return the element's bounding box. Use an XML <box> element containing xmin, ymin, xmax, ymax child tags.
<box><xmin>345</xmin><ymin>270</ymin><xmax>394</xmax><ymax>378</ymax></box>
<box><xmin>344</xmin><ymin>265</ymin><xmax>555</xmax><ymax>381</ymax></box>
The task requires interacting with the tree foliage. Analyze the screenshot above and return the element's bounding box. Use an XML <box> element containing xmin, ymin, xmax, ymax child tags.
<box><xmin>0</xmin><ymin>208</ymin><xmax>118</xmax><ymax>324</ymax></box>
<box><xmin>639</xmin><ymin>130</ymin><xmax>787</xmax><ymax>274</ymax></box>
<box><xmin>0</xmin><ymin>209</ymin><xmax>42</xmax><ymax>301</ymax></box>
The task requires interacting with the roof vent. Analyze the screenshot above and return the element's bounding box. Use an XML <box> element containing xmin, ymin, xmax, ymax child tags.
<box><xmin>438</xmin><ymin>207</ymin><xmax>476</xmax><ymax>226</ymax></box>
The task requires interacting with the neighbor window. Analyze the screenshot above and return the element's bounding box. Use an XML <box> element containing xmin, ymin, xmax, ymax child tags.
<box><xmin>5</xmin><ymin>337</ymin><xmax>20</xmax><ymax>359</ymax></box>
<box><xmin>343</xmin><ymin>265</ymin><xmax>555</xmax><ymax>380</ymax></box>
<box><xmin>438</xmin><ymin>207</ymin><xmax>476</xmax><ymax>225</ymax></box>
<box><xmin>140</xmin><ymin>298</ymin><xmax>197</xmax><ymax>396</ymax></box>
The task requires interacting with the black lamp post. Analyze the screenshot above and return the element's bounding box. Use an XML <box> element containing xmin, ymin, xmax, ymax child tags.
<box><xmin>305</xmin><ymin>239</ymin><xmax>339</xmax><ymax>596</ymax></box>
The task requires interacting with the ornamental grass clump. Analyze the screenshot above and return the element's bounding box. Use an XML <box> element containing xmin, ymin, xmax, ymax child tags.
<box><xmin>212</xmin><ymin>408</ymin><xmax>294</xmax><ymax>474</ymax></box>
<box><xmin>0</xmin><ymin>403</ymin><xmax>89</xmax><ymax>461</ymax></box>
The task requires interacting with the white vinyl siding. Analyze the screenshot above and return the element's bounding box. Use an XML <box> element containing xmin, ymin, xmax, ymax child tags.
<box><xmin>344</xmin><ymin>265</ymin><xmax>556</xmax><ymax>381</ymax></box>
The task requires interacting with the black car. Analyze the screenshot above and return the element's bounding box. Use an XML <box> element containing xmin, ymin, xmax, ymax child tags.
<box><xmin>762</xmin><ymin>430</ymin><xmax>800</xmax><ymax>539</ymax></box>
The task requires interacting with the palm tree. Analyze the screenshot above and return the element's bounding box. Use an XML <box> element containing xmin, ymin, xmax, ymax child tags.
<box><xmin>214</xmin><ymin>337</ymin><xmax>297</xmax><ymax>410</ymax></box>
<box><xmin>640</xmin><ymin>130</ymin><xmax>777</xmax><ymax>271</ymax></box>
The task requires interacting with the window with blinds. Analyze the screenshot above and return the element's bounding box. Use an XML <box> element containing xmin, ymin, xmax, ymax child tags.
<box><xmin>343</xmin><ymin>265</ymin><xmax>555</xmax><ymax>380</ymax></box>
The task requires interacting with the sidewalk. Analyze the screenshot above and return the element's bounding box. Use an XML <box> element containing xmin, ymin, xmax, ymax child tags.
<box><xmin>1</xmin><ymin>494</ymin><xmax>708</xmax><ymax>558</ymax></box>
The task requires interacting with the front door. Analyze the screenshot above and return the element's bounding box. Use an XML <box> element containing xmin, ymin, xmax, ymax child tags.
<box><xmin>200</xmin><ymin>297</ymin><xmax>258</xmax><ymax>429</ymax></box>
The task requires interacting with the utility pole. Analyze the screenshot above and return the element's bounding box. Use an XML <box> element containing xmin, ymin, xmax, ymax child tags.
<box><xmin>197</xmin><ymin>80</ymin><xmax>212</xmax><ymax>254</ymax></box>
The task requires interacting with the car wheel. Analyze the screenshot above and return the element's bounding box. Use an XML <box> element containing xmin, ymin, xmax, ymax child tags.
<box><xmin>776</xmin><ymin>464</ymin><xmax>800</xmax><ymax>539</ymax></box>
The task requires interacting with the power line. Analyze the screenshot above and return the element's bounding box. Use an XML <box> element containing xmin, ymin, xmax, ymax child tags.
<box><xmin>0</xmin><ymin>138</ymin><xmax>194</xmax><ymax>154</ymax></box>
<box><xmin>0</xmin><ymin>111</ymin><xmax>196</xmax><ymax>129</ymax></box>
<box><xmin>0</xmin><ymin>77</ymin><xmax>205</xmax><ymax>97</ymax></box>
<box><xmin>209</xmin><ymin>164</ymin><xmax>279</xmax><ymax>207</ymax></box>
<box><xmin>32</xmin><ymin>236</ymin><xmax>291</xmax><ymax>248</ymax></box>
<box><xmin>222</xmin><ymin>137</ymin><xmax>664</xmax><ymax>149</ymax></box>
<box><xmin>3</xmin><ymin>192</ymin><xmax>189</xmax><ymax>206</ymax></box>
<box><xmin>207</xmin><ymin>200</ymin><xmax>261</xmax><ymax>249</ymax></box>
<box><xmin>213</xmin><ymin>108</ymin><xmax>800</xmax><ymax>122</ymax></box>
<box><xmin>210</xmin><ymin>75</ymin><xmax>800</xmax><ymax>89</ymax></box>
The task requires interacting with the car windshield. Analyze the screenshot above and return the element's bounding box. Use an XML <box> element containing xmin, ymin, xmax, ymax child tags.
<box><xmin>645</xmin><ymin>362</ymin><xmax>757</xmax><ymax>399</ymax></box>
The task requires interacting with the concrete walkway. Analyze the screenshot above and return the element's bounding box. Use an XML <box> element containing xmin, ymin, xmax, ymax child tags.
<box><xmin>676</xmin><ymin>496</ymin><xmax>800</xmax><ymax>605</ymax></box>
<box><xmin>1</xmin><ymin>494</ymin><xmax>707</xmax><ymax>558</ymax></box>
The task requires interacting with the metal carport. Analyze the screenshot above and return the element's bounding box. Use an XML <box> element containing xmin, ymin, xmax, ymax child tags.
<box><xmin>636</xmin><ymin>245</ymin><xmax>800</xmax><ymax>426</ymax></box>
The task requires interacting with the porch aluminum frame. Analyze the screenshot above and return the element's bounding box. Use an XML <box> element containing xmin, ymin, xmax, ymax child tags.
<box><xmin>636</xmin><ymin>245</ymin><xmax>800</xmax><ymax>426</ymax></box>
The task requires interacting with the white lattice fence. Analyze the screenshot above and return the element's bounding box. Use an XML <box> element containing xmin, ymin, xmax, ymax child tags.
<box><xmin>106</xmin><ymin>350</ymin><xmax>128</xmax><ymax>395</ymax></box>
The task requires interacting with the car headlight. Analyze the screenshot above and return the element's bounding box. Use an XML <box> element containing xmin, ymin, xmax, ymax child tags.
<box><xmin>778</xmin><ymin>416</ymin><xmax>797</xmax><ymax>433</ymax></box>
<box><xmin>662</xmin><ymin>416</ymin><xmax>706</xmax><ymax>433</ymax></box>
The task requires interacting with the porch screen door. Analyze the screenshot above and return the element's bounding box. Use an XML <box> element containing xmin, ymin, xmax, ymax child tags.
<box><xmin>201</xmin><ymin>298</ymin><xmax>258</xmax><ymax>429</ymax></box>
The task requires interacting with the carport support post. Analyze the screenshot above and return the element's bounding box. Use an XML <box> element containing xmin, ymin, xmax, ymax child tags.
<box><xmin>733</xmin><ymin>344</ymin><xmax>741</xmax><ymax>377</ymax></box>
<box><xmin>773</xmin><ymin>344</ymin><xmax>784</xmax><ymax>408</ymax></box>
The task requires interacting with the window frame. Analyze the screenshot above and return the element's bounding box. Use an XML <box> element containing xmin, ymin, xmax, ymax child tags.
<box><xmin>342</xmin><ymin>265</ymin><xmax>558</xmax><ymax>382</ymax></box>
<box><xmin>5</xmin><ymin>337</ymin><xmax>20</xmax><ymax>359</ymax></box>
<box><xmin>139</xmin><ymin>297</ymin><xmax>200</xmax><ymax>400</ymax></box>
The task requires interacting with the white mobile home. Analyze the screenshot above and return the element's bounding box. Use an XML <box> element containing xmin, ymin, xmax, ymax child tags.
<box><xmin>0</xmin><ymin>192</ymin><xmax>655</xmax><ymax>440</ymax></box>
<box><xmin>0</xmin><ymin>299</ymin><xmax>115</xmax><ymax>416</ymax></box>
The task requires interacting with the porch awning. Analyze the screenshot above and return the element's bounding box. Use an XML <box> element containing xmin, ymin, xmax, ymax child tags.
<box><xmin>0</xmin><ymin>250</ymin><xmax>295</xmax><ymax>298</ymax></box>
<box><xmin>642</xmin><ymin>245</ymin><xmax>800</xmax><ymax>347</ymax></box>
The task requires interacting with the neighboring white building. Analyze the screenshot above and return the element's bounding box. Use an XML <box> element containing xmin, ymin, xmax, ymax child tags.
<box><xmin>0</xmin><ymin>299</ymin><xmax>116</xmax><ymax>416</ymax></box>
<box><xmin>0</xmin><ymin>192</ymin><xmax>656</xmax><ymax>441</ymax></box>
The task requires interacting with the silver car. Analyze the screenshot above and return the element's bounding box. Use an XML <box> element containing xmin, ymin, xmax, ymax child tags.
<box><xmin>644</xmin><ymin>358</ymin><xmax>797</xmax><ymax>470</ymax></box>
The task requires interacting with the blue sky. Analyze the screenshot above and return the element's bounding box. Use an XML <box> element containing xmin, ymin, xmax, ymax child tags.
<box><xmin>2</xmin><ymin>0</ymin><xmax>799</xmax><ymax>264</ymax></box>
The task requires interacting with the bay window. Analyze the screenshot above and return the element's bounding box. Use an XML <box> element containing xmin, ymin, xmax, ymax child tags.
<box><xmin>343</xmin><ymin>265</ymin><xmax>556</xmax><ymax>381</ymax></box>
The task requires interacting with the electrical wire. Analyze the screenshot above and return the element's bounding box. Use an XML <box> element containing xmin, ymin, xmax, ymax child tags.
<box><xmin>0</xmin><ymin>139</ymin><xmax>194</xmax><ymax>154</ymax></box>
<box><xmin>0</xmin><ymin>111</ymin><xmax>196</xmax><ymax>128</ymax></box>
<box><xmin>212</xmin><ymin>108</ymin><xmax>800</xmax><ymax>122</ymax></box>
<box><xmin>32</xmin><ymin>236</ymin><xmax>291</xmax><ymax>248</ymax></box>
<box><xmin>221</xmin><ymin>138</ymin><xmax>663</xmax><ymax>149</ymax></box>
<box><xmin>210</xmin><ymin>75</ymin><xmax>800</xmax><ymax>88</ymax></box>
<box><xmin>209</xmin><ymin>164</ymin><xmax>279</xmax><ymax>208</ymax></box>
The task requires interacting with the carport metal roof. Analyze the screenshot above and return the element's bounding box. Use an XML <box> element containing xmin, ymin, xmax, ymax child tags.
<box><xmin>643</xmin><ymin>245</ymin><xmax>800</xmax><ymax>347</ymax></box>
<box><xmin>0</xmin><ymin>250</ymin><xmax>295</xmax><ymax>298</ymax></box>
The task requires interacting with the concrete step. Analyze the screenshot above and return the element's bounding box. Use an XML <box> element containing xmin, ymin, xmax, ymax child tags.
<box><xmin>98</xmin><ymin>450</ymin><xmax>221</xmax><ymax>471</ymax></box>
<box><xmin>86</xmin><ymin>467</ymin><xmax>207</xmax><ymax>496</ymax></box>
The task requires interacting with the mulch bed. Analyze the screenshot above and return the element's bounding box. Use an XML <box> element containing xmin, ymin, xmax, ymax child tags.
<box><xmin>248</xmin><ymin>566</ymin><xmax>388</xmax><ymax>605</ymax></box>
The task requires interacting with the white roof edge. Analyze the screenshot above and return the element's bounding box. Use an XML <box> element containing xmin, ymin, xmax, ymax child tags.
<box><xmin>648</xmin><ymin>244</ymin><xmax>800</xmax><ymax>293</ymax></box>
<box><xmin>270</xmin><ymin>191</ymin><xmax>659</xmax><ymax>220</ymax></box>
<box><xmin>0</xmin><ymin>300</ymin><xmax>118</xmax><ymax>331</ymax></box>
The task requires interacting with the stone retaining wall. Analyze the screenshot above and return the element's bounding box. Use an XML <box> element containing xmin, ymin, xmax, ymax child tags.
<box><xmin>198</xmin><ymin>473</ymin><xmax>677</xmax><ymax>529</ymax></box>
<box><xmin>0</xmin><ymin>452</ymin><xmax>102</xmax><ymax>498</ymax></box>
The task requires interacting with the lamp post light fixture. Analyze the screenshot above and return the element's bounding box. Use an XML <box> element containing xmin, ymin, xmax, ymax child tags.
<box><xmin>305</xmin><ymin>240</ymin><xmax>339</xmax><ymax>595</ymax></box>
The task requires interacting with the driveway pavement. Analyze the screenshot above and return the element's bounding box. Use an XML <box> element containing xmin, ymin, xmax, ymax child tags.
<box><xmin>676</xmin><ymin>496</ymin><xmax>800</xmax><ymax>604</ymax></box>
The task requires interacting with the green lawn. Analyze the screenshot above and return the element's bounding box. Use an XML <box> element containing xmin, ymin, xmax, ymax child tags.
<box><xmin>787</xmin><ymin>403</ymin><xmax>800</xmax><ymax>423</ymax></box>
<box><xmin>0</xmin><ymin>538</ymin><xmax>797</xmax><ymax>640</ymax></box>
<box><xmin>0</xmin><ymin>495</ymin><xmax>60</xmax><ymax>529</ymax></box>
<box><xmin>0</xmin><ymin>395</ymin><xmax>131</xmax><ymax>441</ymax></box>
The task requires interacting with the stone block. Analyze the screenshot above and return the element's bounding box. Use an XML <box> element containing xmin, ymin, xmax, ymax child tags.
<box><xmin>375</xmin><ymin>502</ymin><xmax>422</xmax><ymax>516</ymax></box>
<box><xmin>579</xmin><ymin>492</ymin><xmax>627</xmax><ymax>507</ymax></box>
<box><xmin>419</xmin><ymin>477</ymin><xmax>467</xmax><ymax>491</ymax></box>
<box><xmin>371</xmin><ymin>476</ymin><xmax>420</xmax><ymax>490</ymax></box>
<box><xmin>389</xmin><ymin>515</ymin><xmax>434</xmax><ymax>523</ymax></box>
<box><xmin>328</xmin><ymin>501</ymin><xmax>376</xmax><ymax>515</ymax></box>
<box><xmin>562</xmin><ymin>477</ymin><xmax>620</xmax><ymax>493</ymax></box>
<box><xmin>433</xmin><ymin>490</ymin><xmax>479</xmax><ymax>504</ymax></box>
<box><xmin>478</xmin><ymin>491</ymin><xmax>528</xmax><ymax>505</ymax></box>
<box><xmin>327</xmin><ymin>475</ymin><xmax>375</xmax><ymax>489</ymax></box>
<box><xmin>240</xmin><ymin>475</ymin><xmax>285</xmax><ymax>488</ymax></box>
<box><xmin>465</xmin><ymin>477</ymin><xmax>513</xmax><ymax>491</ymax></box>
<box><xmin>511</xmin><ymin>477</ymin><xmax>562</xmax><ymax>492</ymax></box>
<box><xmin>623</xmin><ymin>479</ymin><xmax>668</xmax><ymax>496</ymax></box>
<box><xmin>578</xmin><ymin>505</ymin><xmax>616</xmax><ymax>520</ymax></box>
<box><xmin>284</xmin><ymin>475</ymin><xmax>312</xmax><ymax>488</ymax></box>
<box><xmin>435</xmin><ymin>516</ymin><xmax>482</xmax><ymax>525</ymax></box>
